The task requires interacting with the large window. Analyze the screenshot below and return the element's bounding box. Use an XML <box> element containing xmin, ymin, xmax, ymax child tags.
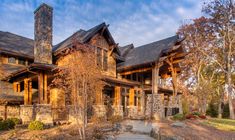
<box><xmin>103</xmin><ymin>50</ymin><xmax>108</xmax><ymax>71</ymax></box>
<box><xmin>96</xmin><ymin>47</ymin><xmax>108</xmax><ymax>71</ymax></box>
<box><xmin>8</xmin><ymin>57</ymin><xmax>16</xmax><ymax>64</ymax></box>
<box><xmin>96</xmin><ymin>47</ymin><xmax>102</xmax><ymax>67</ymax></box>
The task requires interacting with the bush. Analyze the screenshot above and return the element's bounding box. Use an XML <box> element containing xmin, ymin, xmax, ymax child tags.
<box><xmin>192</xmin><ymin>112</ymin><xmax>200</xmax><ymax>116</ymax></box>
<box><xmin>108</xmin><ymin>115</ymin><xmax>122</xmax><ymax>124</ymax></box>
<box><xmin>0</xmin><ymin>117</ymin><xmax>3</xmax><ymax>122</ymax></box>
<box><xmin>173</xmin><ymin>113</ymin><xmax>185</xmax><ymax>121</ymax></box>
<box><xmin>199</xmin><ymin>115</ymin><xmax>207</xmax><ymax>119</ymax></box>
<box><xmin>185</xmin><ymin>114</ymin><xmax>197</xmax><ymax>119</ymax></box>
<box><xmin>28</xmin><ymin>121</ymin><xmax>44</xmax><ymax>130</ymax></box>
<box><xmin>92</xmin><ymin>127</ymin><xmax>104</xmax><ymax>139</ymax></box>
<box><xmin>8</xmin><ymin>118</ymin><xmax>21</xmax><ymax>125</ymax></box>
<box><xmin>0</xmin><ymin>119</ymin><xmax>15</xmax><ymax>130</ymax></box>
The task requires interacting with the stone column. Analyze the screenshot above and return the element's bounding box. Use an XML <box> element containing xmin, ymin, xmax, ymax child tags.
<box><xmin>93</xmin><ymin>89</ymin><xmax>106</xmax><ymax>118</ymax></box>
<box><xmin>112</xmin><ymin>86</ymin><xmax>123</xmax><ymax>117</ymax></box>
<box><xmin>20</xmin><ymin>105</ymin><xmax>34</xmax><ymax>124</ymax></box>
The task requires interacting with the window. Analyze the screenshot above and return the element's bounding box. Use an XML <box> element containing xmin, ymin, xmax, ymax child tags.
<box><xmin>96</xmin><ymin>47</ymin><xmax>102</xmax><ymax>67</ymax></box>
<box><xmin>18</xmin><ymin>58</ymin><xmax>26</xmax><ymax>65</ymax></box>
<box><xmin>103</xmin><ymin>50</ymin><xmax>108</xmax><ymax>71</ymax></box>
<box><xmin>8</xmin><ymin>57</ymin><xmax>16</xmax><ymax>64</ymax></box>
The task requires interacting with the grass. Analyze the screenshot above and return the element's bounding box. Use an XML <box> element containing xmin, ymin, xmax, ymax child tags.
<box><xmin>203</xmin><ymin>118</ymin><xmax>235</xmax><ymax>131</ymax></box>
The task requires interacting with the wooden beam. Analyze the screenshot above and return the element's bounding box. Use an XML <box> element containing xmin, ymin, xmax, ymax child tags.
<box><xmin>24</xmin><ymin>79</ymin><xmax>29</xmax><ymax>105</ymax></box>
<box><xmin>43</xmin><ymin>74</ymin><xmax>48</xmax><ymax>104</ymax></box>
<box><xmin>120</xmin><ymin>67</ymin><xmax>152</xmax><ymax>75</ymax></box>
<box><xmin>129</xmin><ymin>88</ymin><xmax>135</xmax><ymax>106</ymax></box>
<box><xmin>114</xmin><ymin>86</ymin><xmax>121</xmax><ymax>106</ymax></box>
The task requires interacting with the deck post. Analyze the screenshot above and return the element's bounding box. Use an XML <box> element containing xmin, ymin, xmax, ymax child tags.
<box><xmin>38</xmin><ymin>72</ymin><xmax>48</xmax><ymax>104</ymax></box>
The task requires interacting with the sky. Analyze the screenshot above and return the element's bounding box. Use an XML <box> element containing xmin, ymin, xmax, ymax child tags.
<box><xmin>0</xmin><ymin>0</ymin><xmax>203</xmax><ymax>47</ymax></box>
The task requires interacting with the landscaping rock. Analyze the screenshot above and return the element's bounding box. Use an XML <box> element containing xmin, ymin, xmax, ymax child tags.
<box><xmin>124</xmin><ymin>125</ymin><xmax>133</xmax><ymax>131</ymax></box>
<box><xmin>171</xmin><ymin>122</ymin><xmax>186</xmax><ymax>128</ymax></box>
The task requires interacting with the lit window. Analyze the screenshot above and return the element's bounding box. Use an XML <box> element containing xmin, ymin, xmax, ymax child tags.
<box><xmin>8</xmin><ymin>57</ymin><xmax>16</xmax><ymax>64</ymax></box>
<box><xmin>96</xmin><ymin>47</ymin><xmax>102</xmax><ymax>67</ymax></box>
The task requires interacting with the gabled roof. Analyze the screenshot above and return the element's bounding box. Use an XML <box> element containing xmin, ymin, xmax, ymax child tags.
<box><xmin>0</xmin><ymin>31</ymin><xmax>34</xmax><ymax>59</ymax></box>
<box><xmin>53</xmin><ymin>22</ymin><xmax>116</xmax><ymax>55</ymax></box>
<box><xmin>119</xmin><ymin>44</ymin><xmax>134</xmax><ymax>57</ymax></box>
<box><xmin>117</xmin><ymin>35</ymin><xmax>180</xmax><ymax>71</ymax></box>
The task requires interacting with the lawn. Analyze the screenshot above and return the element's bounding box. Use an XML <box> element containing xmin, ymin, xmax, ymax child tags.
<box><xmin>202</xmin><ymin>118</ymin><xmax>235</xmax><ymax>131</ymax></box>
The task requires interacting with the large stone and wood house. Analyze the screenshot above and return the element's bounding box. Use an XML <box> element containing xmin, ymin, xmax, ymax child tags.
<box><xmin>0</xmin><ymin>3</ymin><xmax>185</xmax><ymax>124</ymax></box>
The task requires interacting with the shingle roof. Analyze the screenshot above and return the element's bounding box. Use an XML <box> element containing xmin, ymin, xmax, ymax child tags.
<box><xmin>117</xmin><ymin>35</ymin><xmax>179</xmax><ymax>70</ymax></box>
<box><xmin>53</xmin><ymin>22</ymin><xmax>115</xmax><ymax>54</ymax></box>
<box><xmin>119</xmin><ymin>44</ymin><xmax>134</xmax><ymax>57</ymax></box>
<box><xmin>0</xmin><ymin>31</ymin><xmax>34</xmax><ymax>58</ymax></box>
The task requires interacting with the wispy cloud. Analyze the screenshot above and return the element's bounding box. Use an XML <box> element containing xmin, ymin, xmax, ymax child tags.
<box><xmin>0</xmin><ymin>0</ymin><xmax>202</xmax><ymax>47</ymax></box>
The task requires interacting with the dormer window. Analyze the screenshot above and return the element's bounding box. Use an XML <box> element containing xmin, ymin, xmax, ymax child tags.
<box><xmin>8</xmin><ymin>57</ymin><xmax>16</xmax><ymax>64</ymax></box>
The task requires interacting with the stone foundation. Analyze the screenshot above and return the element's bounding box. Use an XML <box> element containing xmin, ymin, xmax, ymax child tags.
<box><xmin>20</xmin><ymin>105</ymin><xmax>34</xmax><ymax>124</ymax></box>
<box><xmin>35</xmin><ymin>104</ymin><xmax>53</xmax><ymax>126</ymax></box>
<box><xmin>112</xmin><ymin>105</ymin><xmax>123</xmax><ymax>117</ymax></box>
<box><xmin>67</xmin><ymin>105</ymin><xmax>82</xmax><ymax>124</ymax></box>
<box><xmin>93</xmin><ymin>105</ymin><xmax>106</xmax><ymax>118</ymax></box>
<box><xmin>145</xmin><ymin>94</ymin><xmax>164</xmax><ymax>120</ymax></box>
<box><xmin>127</xmin><ymin>106</ymin><xmax>138</xmax><ymax>118</ymax></box>
<box><xmin>0</xmin><ymin>105</ymin><xmax>20</xmax><ymax>120</ymax></box>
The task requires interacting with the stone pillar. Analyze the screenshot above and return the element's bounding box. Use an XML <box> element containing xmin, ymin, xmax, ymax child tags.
<box><xmin>145</xmin><ymin>94</ymin><xmax>164</xmax><ymax>120</ymax></box>
<box><xmin>112</xmin><ymin>86</ymin><xmax>123</xmax><ymax>117</ymax></box>
<box><xmin>35</xmin><ymin>104</ymin><xmax>53</xmax><ymax>126</ymax></box>
<box><xmin>93</xmin><ymin>88</ymin><xmax>106</xmax><ymax>118</ymax></box>
<box><xmin>20</xmin><ymin>105</ymin><xmax>34</xmax><ymax>124</ymax></box>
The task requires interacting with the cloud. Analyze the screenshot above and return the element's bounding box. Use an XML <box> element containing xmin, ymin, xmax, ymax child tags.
<box><xmin>0</xmin><ymin>0</ymin><xmax>203</xmax><ymax>47</ymax></box>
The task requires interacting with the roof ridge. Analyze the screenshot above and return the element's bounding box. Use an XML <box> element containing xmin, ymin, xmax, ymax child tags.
<box><xmin>135</xmin><ymin>35</ymin><xmax>178</xmax><ymax>49</ymax></box>
<box><xmin>0</xmin><ymin>31</ymin><xmax>34</xmax><ymax>41</ymax></box>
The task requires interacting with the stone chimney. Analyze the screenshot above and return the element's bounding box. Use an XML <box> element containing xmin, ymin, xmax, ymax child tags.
<box><xmin>34</xmin><ymin>3</ymin><xmax>53</xmax><ymax>64</ymax></box>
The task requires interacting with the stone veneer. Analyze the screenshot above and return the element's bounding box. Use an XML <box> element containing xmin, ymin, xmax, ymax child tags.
<box><xmin>166</xmin><ymin>95</ymin><xmax>183</xmax><ymax>116</ymax></box>
<box><xmin>67</xmin><ymin>105</ymin><xmax>82</xmax><ymax>124</ymax></box>
<box><xmin>0</xmin><ymin>105</ymin><xmax>20</xmax><ymax>119</ymax></box>
<box><xmin>93</xmin><ymin>105</ymin><xmax>106</xmax><ymax>118</ymax></box>
<box><xmin>112</xmin><ymin>105</ymin><xmax>123</xmax><ymax>117</ymax></box>
<box><xmin>145</xmin><ymin>94</ymin><xmax>164</xmax><ymax>120</ymax></box>
<box><xmin>20</xmin><ymin>104</ymin><xmax>53</xmax><ymax>125</ymax></box>
<box><xmin>127</xmin><ymin>106</ymin><xmax>138</xmax><ymax>118</ymax></box>
<box><xmin>20</xmin><ymin>105</ymin><xmax>34</xmax><ymax>124</ymax></box>
<box><xmin>35</xmin><ymin>104</ymin><xmax>53</xmax><ymax>126</ymax></box>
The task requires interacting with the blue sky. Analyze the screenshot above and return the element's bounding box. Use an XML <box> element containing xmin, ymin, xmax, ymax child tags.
<box><xmin>0</xmin><ymin>0</ymin><xmax>203</xmax><ymax>47</ymax></box>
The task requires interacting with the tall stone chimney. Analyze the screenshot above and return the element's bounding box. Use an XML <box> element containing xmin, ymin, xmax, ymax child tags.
<box><xmin>34</xmin><ymin>3</ymin><xmax>53</xmax><ymax>64</ymax></box>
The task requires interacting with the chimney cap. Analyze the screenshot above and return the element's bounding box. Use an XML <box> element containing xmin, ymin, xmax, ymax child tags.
<box><xmin>34</xmin><ymin>3</ymin><xmax>53</xmax><ymax>14</ymax></box>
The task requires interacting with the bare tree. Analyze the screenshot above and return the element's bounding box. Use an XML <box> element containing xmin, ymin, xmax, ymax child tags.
<box><xmin>203</xmin><ymin>0</ymin><xmax>235</xmax><ymax>119</ymax></box>
<box><xmin>52</xmin><ymin>40</ymin><xmax>105</xmax><ymax>139</ymax></box>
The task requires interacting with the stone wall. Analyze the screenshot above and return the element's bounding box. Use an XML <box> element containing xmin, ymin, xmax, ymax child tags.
<box><xmin>112</xmin><ymin>105</ymin><xmax>123</xmax><ymax>117</ymax></box>
<box><xmin>0</xmin><ymin>105</ymin><xmax>6</xmax><ymax>119</ymax></box>
<box><xmin>7</xmin><ymin>106</ymin><xmax>20</xmax><ymax>118</ymax></box>
<box><xmin>145</xmin><ymin>94</ymin><xmax>164</xmax><ymax>120</ymax></box>
<box><xmin>93</xmin><ymin>105</ymin><xmax>106</xmax><ymax>118</ymax></box>
<box><xmin>166</xmin><ymin>95</ymin><xmax>182</xmax><ymax>116</ymax></box>
<box><xmin>20</xmin><ymin>105</ymin><xmax>34</xmax><ymax>124</ymax></box>
<box><xmin>67</xmin><ymin>105</ymin><xmax>82</xmax><ymax>124</ymax></box>
<box><xmin>127</xmin><ymin>106</ymin><xmax>138</xmax><ymax>118</ymax></box>
<box><xmin>35</xmin><ymin>104</ymin><xmax>53</xmax><ymax>125</ymax></box>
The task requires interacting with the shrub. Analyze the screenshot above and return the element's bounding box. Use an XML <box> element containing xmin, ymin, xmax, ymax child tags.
<box><xmin>185</xmin><ymin>114</ymin><xmax>197</xmax><ymax>119</ymax></box>
<box><xmin>0</xmin><ymin>119</ymin><xmax>15</xmax><ymax>130</ymax></box>
<box><xmin>192</xmin><ymin>112</ymin><xmax>200</xmax><ymax>116</ymax></box>
<box><xmin>92</xmin><ymin>127</ymin><xmax>104</xmax><ymax>139</ymax></box>
<box><xmin>28</xmin><ymin>121</ymin><xmax>44</xmax><ymax>130</ymax></box>
<box><xmin>173</xmin><ymin>113</ymin><xmax>185</xmax><ymax>121</ymax></box>
<box><xmin>199</xmin><ymin>115</ymin><xmax>207</xmax><ymax>119</ymax></box>
<box><xmin>108</xmin><ymin>115</ymin><xmax>122</xmax><ymax>124</ymax></box>
<box><xmin>8</xmin><ymin>118</ymin><xmax>21</xmax><ymax>125</ymax></box>
<box><xmin>0</xmin><ymin>117</ymin><xmax>3</xmax><ymax>122</ymax></box>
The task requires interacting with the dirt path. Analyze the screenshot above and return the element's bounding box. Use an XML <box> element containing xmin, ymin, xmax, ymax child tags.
<box><xmin>159</xmin><ymin>120</ymin><xmax>235</xmax><ymax>140</ymax></box>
